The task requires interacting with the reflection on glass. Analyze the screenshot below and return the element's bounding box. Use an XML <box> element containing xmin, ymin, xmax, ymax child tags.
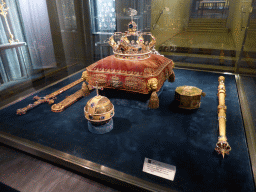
<box><xmin>191</xmin><ymin>0</ymin><xmax>229</xmax><ymax>19</ymax></box>
<box><xmin>239</xmin><ymin>0</ymin><xmax>256</xmax><ymax>72</ymax></box>
<box><xmin>60</xmin><ymin>0</ymin><xmax>77</xmax><ymax>30</ymax></box>
<box><xmin>0</xmin><ymin>0</ymin><xmax>32</xmax><ymax>86</ymax></box>
<box><xmin>91</xmin><ymin>0</ymin><xmax>116</xmax><ymax>33</ymax></box>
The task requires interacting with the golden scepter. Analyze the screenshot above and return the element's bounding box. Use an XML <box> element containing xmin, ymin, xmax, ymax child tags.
<box><xmin>0</xmin><ymin>0</ymin><xmax>18</xmax><ymax>44</ymax></box>
<box><xmin>215</xmin><ymin>76</ymin><xmax>231</xmax><ymax>158</ymax></box>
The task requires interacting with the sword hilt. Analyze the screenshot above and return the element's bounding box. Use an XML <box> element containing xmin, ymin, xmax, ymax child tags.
<box><xmin>16</xmin><ymin>95</ymin><xmax>56</xmax><ymax>115</ymax></box>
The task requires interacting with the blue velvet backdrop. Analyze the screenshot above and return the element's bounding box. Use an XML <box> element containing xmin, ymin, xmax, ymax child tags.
<box><xmin>0</xmin><ymin>69</ymin><xmax>254</xmax><ymax>191</ymax></box>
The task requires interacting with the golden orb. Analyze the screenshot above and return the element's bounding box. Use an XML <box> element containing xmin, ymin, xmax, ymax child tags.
<box><xmin>84</xmin><ymin>95</ymin><xmax>114</xmax><ymax>126</ymax></box>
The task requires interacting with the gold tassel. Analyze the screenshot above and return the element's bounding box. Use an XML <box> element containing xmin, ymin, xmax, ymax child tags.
<box><xmin>81</xmin><ymin>82</ymin><xmax>90</xmax><ymax>96</ymax></box>
<box><xmin>168</xmin><ymin>72</ymin><xmax>175</xmax><ymax>82</ymax></box>
<box><xmin>148</xmin><ymin>91</ymin><xmax>159</xmax><ymax>109</ymax></box>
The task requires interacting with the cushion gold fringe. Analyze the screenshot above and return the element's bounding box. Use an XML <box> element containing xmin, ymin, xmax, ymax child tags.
<box><xmin>148</xmin><ymin>91</ymin><xmax>159</xmax><ymax>109</ymax></box>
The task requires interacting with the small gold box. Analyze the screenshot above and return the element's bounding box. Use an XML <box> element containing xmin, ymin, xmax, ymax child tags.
<box><xmin>175</xmin><ymin>86</ymin><xmax>206</xmax><ymax>109</ymax></box>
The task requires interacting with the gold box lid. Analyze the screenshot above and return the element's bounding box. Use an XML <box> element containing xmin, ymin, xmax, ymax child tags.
<box><xmin>175</xmin><ymin>86</ymin><xmax>206</xmax><ymax>97</ymax></box>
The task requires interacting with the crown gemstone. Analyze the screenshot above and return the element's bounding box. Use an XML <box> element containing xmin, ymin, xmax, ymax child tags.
<box><xmin>108</xmin><ymin>9</ymin><xmax>156</xmax><ymax>60</ymax></box>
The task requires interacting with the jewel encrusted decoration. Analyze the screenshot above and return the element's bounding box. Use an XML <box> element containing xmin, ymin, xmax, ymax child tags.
<box><xmin>17</xmin><ymin>78</ymin><xmax>84</xmax><ymax>115</ymax></box>
<box><xmin>108</xmin><ymin>8</ymin><xmax>156</xmax><ymax>60</ymax></box>
<box><xmin>215</xmin><ymin>76</ymin><xmax>231</xmax><ymax>158</ymax></box>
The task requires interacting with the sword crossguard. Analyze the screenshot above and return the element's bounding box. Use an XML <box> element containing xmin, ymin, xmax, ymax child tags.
<box><xmin>33</xmin><ymin>95</ymin><xmax>56</xmax><ymax>104</ymax></box>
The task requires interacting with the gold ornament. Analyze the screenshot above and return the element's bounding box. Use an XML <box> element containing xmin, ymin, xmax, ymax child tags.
<box><xmin>215</xmin><ymin>76</ymin><xmax>231</xmax><ymax>158</ymax></box>
<box><xmin>84</xmin><ymin>82</ymin><xmax>114</xmax><ymax>125</ymax></box>
<box><xmin>175</xmin><ymin>86</ymin><xmax>206</xmax><ymax>109</ymax></box>
<box><xmin>148</xmin><ymin>91</ymin><xmax>159</xmax><ymax>109</ymax></box>
<box><xmin>147</xmin><ymin>78</ymin><xmax>159</xmax><ymax>109</ymax></box>
<box><xmin>51</xmin><ymin>82</ymin><xmax>90</xmax><ymax>113</ymax></box>
<box><xmin>124</xmin><ymin>76</ymin><xmax>146</xmax><ymax>92</ymax></box>
<box><xmin>108</xmin><ymin>9</ymin><xmax>156</xmax><ymax>60</ymax></box>
<box><xmin>16</xmin><ymin>77</ymin><xmax>84</xmax><ymax>115</ymax></box>
<box><xmin>110</xmin><ymin>76</ymin><xmax>122</xmax><ymax>88</ymax></box>
<box><xmin>81</xmin><ymin>71</ymin><xmax>89</xmax><ymax>82</ymax></box>
<box><xmin>147</xmin><ymin>78</ymin><xmax>158</xmax><ymax>91</ymax></box>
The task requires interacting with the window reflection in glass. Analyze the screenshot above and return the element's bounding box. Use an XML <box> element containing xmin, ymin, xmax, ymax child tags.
<box><xmin>91</xmin><ymin>0</ymin><xmax>116</xmax><ymax>33</ymax></box>
<box><xmin>60</xmin><ymin>0</ymin><xmax>77</xmax><ymax>30</ymax></box>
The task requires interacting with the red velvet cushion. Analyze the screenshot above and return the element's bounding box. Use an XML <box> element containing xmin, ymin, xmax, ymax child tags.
<box><xmin>86</xmin><ymin>54</ymin><xmax>174</xmax><ymax>94</ymax></box>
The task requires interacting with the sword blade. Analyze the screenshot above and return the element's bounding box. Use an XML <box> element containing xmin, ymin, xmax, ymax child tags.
<box><xmin>16</xmin><ymin>78</ymin><xmax>83</xmax><ymax>115</ymax></box>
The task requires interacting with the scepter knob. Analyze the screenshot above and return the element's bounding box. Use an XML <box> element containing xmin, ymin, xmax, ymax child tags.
<box><xmin>215</xmin><ymin>139</ymin><xmax>231</xmax><ymax>158</ymax></box>
<box><xmin>218</xmin><ymin>76</ymin><xmax>225</xmax><ymax>82</ymax></box>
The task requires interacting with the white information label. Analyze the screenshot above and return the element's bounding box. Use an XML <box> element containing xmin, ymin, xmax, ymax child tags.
<box><xmin>143</xmin><ymin>158</ymin><xmax>176</xmax><ymax>181</ymax></box>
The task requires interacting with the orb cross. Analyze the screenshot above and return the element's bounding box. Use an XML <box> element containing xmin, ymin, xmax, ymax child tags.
<box><xmin>92</xmin><ymin>81</ymin><xmax>103</xmax><ymax>96</ymax></box>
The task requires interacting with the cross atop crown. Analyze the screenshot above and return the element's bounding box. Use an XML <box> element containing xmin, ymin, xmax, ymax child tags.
<box><xmin>92</xmin><ymin>81</ymin><xmax>103</xmax><ymax>96</ymax></box>
<box><xmin>128</xmin><ymin>8</ymin><xmax>137</xmax><ymax>21</ymax></box>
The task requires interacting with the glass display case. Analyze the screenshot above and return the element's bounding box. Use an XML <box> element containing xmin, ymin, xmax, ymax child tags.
<box><xmin>0</xmin><ymin>0</ymin><xmax>256</xmax><ymax>191</ymax></box>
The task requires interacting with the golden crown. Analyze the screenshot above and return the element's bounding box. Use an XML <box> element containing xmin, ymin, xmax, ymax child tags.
<box><xmin>108</xmin><ymin>8</ymin><xmax>156</xmax><ymax>60</ymax></box>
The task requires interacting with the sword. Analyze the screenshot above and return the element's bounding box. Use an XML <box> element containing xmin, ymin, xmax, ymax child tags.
<box><xmin>51</xmin><ymin>81</ymin><xmax>100</xmax><ymax>113</ymax></box>
<box><xmin>16</xmin><ymin>78</ymin><xmax>84</xmax><ymax>115</ymax></box>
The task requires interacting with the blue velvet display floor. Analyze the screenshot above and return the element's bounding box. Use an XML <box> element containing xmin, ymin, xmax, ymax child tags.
<box><xmin>0</xmin><ymin>69</ymin><xmax>254</xmax><ymax>191</ymax></box>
